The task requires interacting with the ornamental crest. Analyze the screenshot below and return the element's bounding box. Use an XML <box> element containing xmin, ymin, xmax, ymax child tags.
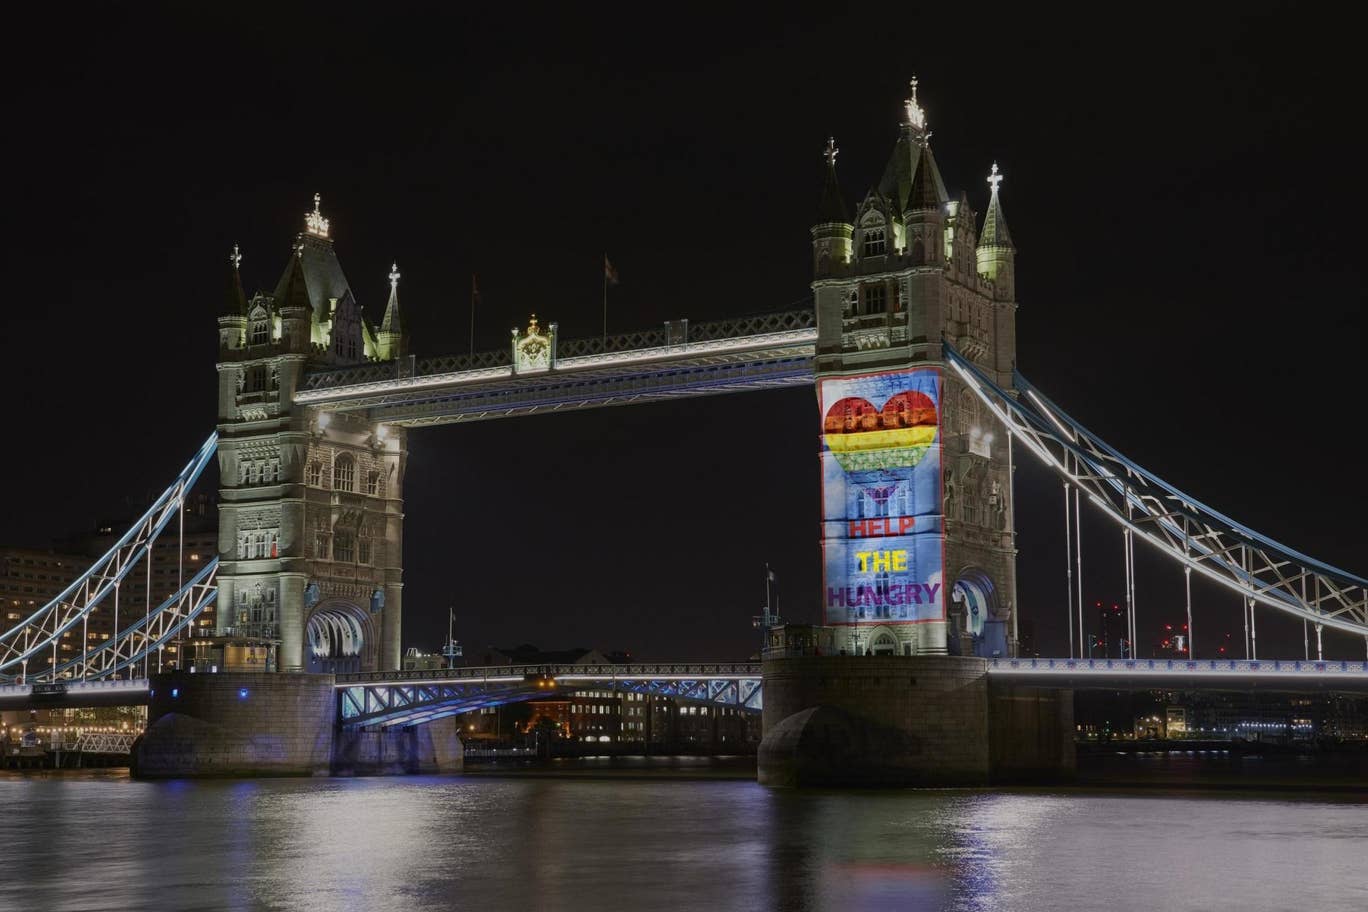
<box><xmin>512</xmin><ymin>313</ymin><xmax>556</xmax><ymax>374</ymax></box>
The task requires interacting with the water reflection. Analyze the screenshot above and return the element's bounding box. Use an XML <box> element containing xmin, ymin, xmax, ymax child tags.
<box><xmin>1</xmin><ymin>768</ymin><xmax>1365</xmax><ymax>912</ymax></box>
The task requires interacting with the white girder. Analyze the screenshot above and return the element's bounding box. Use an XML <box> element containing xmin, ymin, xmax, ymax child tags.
<box><xmin>0</xmin><ymin>433</ymin><xmax>218</xmax><ymax>682</ymax></box>
<box><xmin>43</xmin><ymin>560</ymin><xmax>218</xmax><ymax>682</ymax></box>
<box><xmin>944</xmin><ymin>343</ymin><xmax>1368</xmax><ymax>639</ymax></box>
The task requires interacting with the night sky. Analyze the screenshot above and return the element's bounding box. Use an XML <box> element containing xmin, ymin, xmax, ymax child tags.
<box><xmin>4</xmin><ymin>6</ymin><xmax>1363</xmax><ymax>661</ymax></box>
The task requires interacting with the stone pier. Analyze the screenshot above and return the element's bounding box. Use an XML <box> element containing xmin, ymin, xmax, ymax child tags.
<box><xmin>131</xmin><ymin>672</ymin><xmax>461</xmax><ymax>778</ymax></box>
<box><xmin>757</xmin><ymin>655</ymin><xmax>1073</xmax><ymax>787</ymax></box>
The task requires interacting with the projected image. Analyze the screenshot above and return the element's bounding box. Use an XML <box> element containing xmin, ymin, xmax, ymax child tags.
<box><xmin>820</xmin><ymin>368</ymin><xmax>944</xmax><ymax>627</ymax></box>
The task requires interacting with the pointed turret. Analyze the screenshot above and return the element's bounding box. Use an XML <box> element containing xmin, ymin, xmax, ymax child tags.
<box><xmin>218</xmin><ymin>244</ymin><xmax>249</xmax><ymax>350</ymax></box>
<box><xmin>977</xmin><ymin>163</ymin><xmax>1016</xmax><ymax>301</ymax></box>
<box><xmin>905</xmin><ymin>146</ymin><xmax>947</xmax><ymax>212</ymax></box>
<box><xmin>276</xmin><ymin>243</ymin><xmax>313</xmax><ymax>353</ymax></box>
<box><xmin>811</xmin><ymin>137</ymin><xmax>854</xmax><ymax>278</ymax></box>
<box><xmin>978</xmin><ymin>163</ymin><xmax>1014</xmax><ymax>249</ymax></box>
<box><xmin>902</xmin><ymin>144</ymin><xmax>947</xmax><ymax>266</ymax></box>
<box><xmin>817</xmin><ymin>138</ymin><xmax>849</xmax><ymax>224</ymax></box>
<box><xmin>377</xmin><ymin>263</ymin><xmax>406</xmax><ymax>360</ymax></box>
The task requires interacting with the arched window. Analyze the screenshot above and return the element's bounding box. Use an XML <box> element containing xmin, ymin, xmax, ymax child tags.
<box><xmin>306</xmin><ymin>462</ymin><xmax>322</xmax><ymax>487</ymax></box>
<box><xmin>250</xmin><ymin>321</ymin><xmax>270</xmax><ymax>345</ymax></box>
<box><xmin>365</xmin><ymin>470</ymin><xmax>380</xmax><ymax>496</ymax></box>
<box><xmin>333</xmin><ymin>454</ymin><xmax>355</xmax><ymax>492</ymax></box>
<box><xmin>863</xmin><ymin>227</ymin><xmax>886</xmax><ymax>257</ymax></box>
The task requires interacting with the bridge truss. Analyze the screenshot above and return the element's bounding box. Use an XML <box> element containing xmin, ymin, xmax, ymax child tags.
<box><xmin>0</xmin><ymin>434</ymin><xmax>220</xmax><ymax>684</ymax></box>
<box><xmin>337</xmin><ymin>663</ymin><xmax>763</xmax><ymax>729</ymax></box>
<box><xmin>944</xmin><ymin>342</ymin><xmax>1368</xmax><ymax>658</ymax></box>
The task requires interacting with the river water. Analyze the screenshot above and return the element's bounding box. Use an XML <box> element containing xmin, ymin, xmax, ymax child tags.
<box><xmin>2</xmin><ymin>759</ymin><xmax>1365</xmax><ymax>912</ymax></box>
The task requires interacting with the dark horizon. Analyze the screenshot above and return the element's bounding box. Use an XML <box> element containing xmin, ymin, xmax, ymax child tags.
<box><xmin>4</xmin><ymin>5</ymin><xmax>1363</xmax><ymax>661</ymax></box>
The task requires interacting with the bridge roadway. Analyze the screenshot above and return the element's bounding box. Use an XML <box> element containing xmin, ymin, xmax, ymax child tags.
<box><xmin>5</xmin><ymin>659</ymin><xmax>1367</xmax><ymax>717</ymax></box>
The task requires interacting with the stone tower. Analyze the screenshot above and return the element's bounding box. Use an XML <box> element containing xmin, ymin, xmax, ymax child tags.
<box><xmin>812</xmin><ymin>81</ymin><xmax>1019</xmax><ymax>659</ymax></box>
<box><xmin>214</xmin><ymin>195</ymin><xmax>408</xmax><ymax>673</ymax></box>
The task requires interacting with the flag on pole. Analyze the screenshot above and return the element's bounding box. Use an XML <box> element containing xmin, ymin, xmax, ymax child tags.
<box><xmin>604</xmin><ymin>254</ymin><xmax>620</xmax><ymax>285</ymax></box>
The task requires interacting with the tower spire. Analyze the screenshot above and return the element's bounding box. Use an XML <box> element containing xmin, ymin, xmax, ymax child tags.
<box><xmin>225</xmin><ymin>243</ymin><xmax>247</xmax><ymax>316</ymax></box>
<box><xmin>979</xmin><ymin>162</ymin><xmax>1013</xmax><ymax>249</ymax></box>
<box><xmin>378</xmin><ymin>261</ymin><xmax>405</xmax><ymax>358</ymax></box>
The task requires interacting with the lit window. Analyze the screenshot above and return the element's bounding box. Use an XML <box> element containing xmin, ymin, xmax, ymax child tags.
<box><xmin>250</xmin><ymin>322</ymin><xmax>270</xmax><ymax>345</ymax></box>
<box><xmin>366</xmin><ymin>471</ymin><xmax>380</xmax><ymax>496</ymax></box>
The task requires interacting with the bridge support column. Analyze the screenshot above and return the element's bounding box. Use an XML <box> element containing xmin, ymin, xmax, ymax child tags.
<box><xmin>279</xmin><ymin>573</ymin><xmax>308</xmax><ymax>673</ymax></box>
<box><xmin>757</xmin><ymin>656</ymin><xmax>1073</xmax><ymax>788</ymax></box>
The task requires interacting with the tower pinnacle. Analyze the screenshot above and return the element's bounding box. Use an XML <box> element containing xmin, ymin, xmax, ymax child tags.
<box><xmin>987</xmin><ymin>162</ymin><xmax>1003</xmax><ymax>195</ymax></box>
<box><xmin>230</xmin><ymin>243</ymin><xmax>242</xmax><ymax>270</ymax></box>
<box><xmin>305</xmin><ymin>192</ymin><xmax>330</xmax><ymax>238</ymax></box>
<box><xmin>905</xmin><ymin>76</ymin><xmax>927</xmax><ymax>131</ymax></box>
<box><xmin>389</xmin><ymin>262</ymin><xmax>401</xmax><ymax>290</ymax></box>
<box><xmin>824</xmin><ymin>136</ymin><xmax>839</xmax><ymax>167</ymax></box>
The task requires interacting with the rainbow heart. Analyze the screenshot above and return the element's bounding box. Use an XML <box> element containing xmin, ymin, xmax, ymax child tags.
<box><xmin>823</xmin><ymin>390</ymin><xmax>938</xmax><ymax>472</ymax></box>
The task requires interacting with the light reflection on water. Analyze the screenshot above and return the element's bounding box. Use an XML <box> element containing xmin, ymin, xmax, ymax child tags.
<box><xmin>1</xmin><ymin>768</ymin><xmax>1365</xmax><ymax>912</ymax></box>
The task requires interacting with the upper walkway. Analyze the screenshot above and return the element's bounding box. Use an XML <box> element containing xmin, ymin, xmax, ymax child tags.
<box><xmin>293</xmin><ymin>309</ymin><xmax>817</xmax><ymax>426</ymax></box>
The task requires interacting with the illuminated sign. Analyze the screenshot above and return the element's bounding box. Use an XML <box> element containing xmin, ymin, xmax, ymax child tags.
<box><xmin>820</xmin><ymin>367</ymin><xmax>943</xmax><ymax>627</ymax></box>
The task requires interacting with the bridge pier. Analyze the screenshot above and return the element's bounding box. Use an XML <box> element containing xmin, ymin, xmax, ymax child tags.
<box><xmin>131</xmin><ymin>673</ymin><xmax>461</xmax><ymax>778</ymax></box>
<box><xmin>757</xmin><ymin>656</ymin><xmax>1073</xmax><ymax>787</ymax></box>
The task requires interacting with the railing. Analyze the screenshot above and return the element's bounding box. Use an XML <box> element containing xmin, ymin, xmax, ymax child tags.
<box><xmin>989</xmin><ymin>657</ymin><xmax>1368</xmax><ymax>677</ymax></box>
<box><xmin>338</xmin><ymin>662</ymin><xmax>762</xmax><ymax>685</ymax></box>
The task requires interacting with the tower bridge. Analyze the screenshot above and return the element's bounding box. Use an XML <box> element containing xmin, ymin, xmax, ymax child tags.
<box><xmin>3</xmin><ymin>81</ymin><xmax>1365</xmax><ymax>784</ymax></box>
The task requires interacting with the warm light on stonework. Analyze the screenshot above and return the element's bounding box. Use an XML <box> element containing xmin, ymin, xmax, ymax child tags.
<box><xmin>305</xmin><ymin>192</ymin><xmax>330</xmax><ymax>237</ymax></box>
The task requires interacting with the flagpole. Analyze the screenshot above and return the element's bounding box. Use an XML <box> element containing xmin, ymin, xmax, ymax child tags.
<box><xmin>602</xmin><ymin>252</ymin><xmax>607</xmax><ymax>346</ymax></box>
<box><xmin>470</xmin><ymin>273</ymin><xmax>477</xmax><ymax>357</ymax></box>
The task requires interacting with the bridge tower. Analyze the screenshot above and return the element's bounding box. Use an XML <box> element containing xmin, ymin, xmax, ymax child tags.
<box><xmin>214</xmin><ymin>196</ymin><xmax>408</xmax><ymax>673</ymax></box>
<box><xmin>811</xmin><ymin>81</ymin><xmax>1019</xmax><ymax>659</ymax></box>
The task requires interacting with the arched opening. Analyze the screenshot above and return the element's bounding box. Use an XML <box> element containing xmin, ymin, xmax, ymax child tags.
<box><xmin>872</xmin><ymin>632</ymin><xmax>897</xmax><ymax>656</ymax></box>
<box><xmin>950</xmin><ymin>568</ymin><xmax>1007</xmax><ymax>658</ymax></box>
<box><xmin>305</xmin><ymin>602</ymin><xmax>372</xmax><ymax>674</ymax></box>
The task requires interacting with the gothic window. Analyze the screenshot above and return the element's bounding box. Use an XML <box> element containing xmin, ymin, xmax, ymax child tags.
<box><xmin>863</xmin><ymin>285</ymin><xmax>887</xmax><ymax>315</ymax></box>
<box><xmin>893</xmin><ymin>284</ymin><xmax>903</xmax><ymax>313</ymax></box>
<box><xmin>250</xmin><ymin>365</ymin><xmax>267</xmax><ymax>391</ymax></box>
<box><xmin>863</xmin><ymin>227</ymin><xmax>886</xmax><ymax>257</ymax></box>
<box><xmin>306</xmin><ymin>462</ymin><xmax>322</xmax><ymax>487</ymax></box>
<box><xmin>333</xmin><ymin>454</ymin><xmax>355</xmax><ymax>492</ymax></box>
<box><xmin>267</xmin><ymin>460</ymin><xmax>280</xmax><ymax>483</ymax></box>
<box><xmin>910</xmin><ymin>239</ymin><xmax>925</xmax><ymax>264</ymax></box>
<box><xmin>267</xmin><ymin>530</ymin><xmax>278</xmax><ymax>559</ymax></box>
<box><xmin>250</xmin><ymin>322</ymin><xmax>269</xmax><ymax>345</ymax></box>
<box><xmin>358</xmin><ymin>536</ymin><xmax>371</xmax><ymax>565</ymax></box>
<box><xmin>334</xmin><ymin>530</ymin><xmax>354</xmax><ymax>563</ymax></box>
<box><xmin>249</xmin><ymin>462</ymin><xmax>261</xmax><ymax>485</ymax></box>
<box><xmin>365</xmin><ymin>470</ymin><xmax>380</xmax><ymax>496</ymax></box>
<box><xmin>239</xmin><ymin>462</ymin><xmax>250</xmax><ymax>485</ymax></box>
<box><xmin>270</xmin><ymin>366</ymin><xmax>279</xmax><ymax>390</ymax></box>
<box><xmin>314</xmin><ymin>529</ymin><xmax>329</xmax><ymax>559</ymax></box>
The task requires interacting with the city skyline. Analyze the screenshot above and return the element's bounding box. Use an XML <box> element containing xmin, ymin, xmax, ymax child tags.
<box><xmin>3</xmin><ymin>6</ymin><xmax>1363</xmax><ymax>661</ymax></box>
